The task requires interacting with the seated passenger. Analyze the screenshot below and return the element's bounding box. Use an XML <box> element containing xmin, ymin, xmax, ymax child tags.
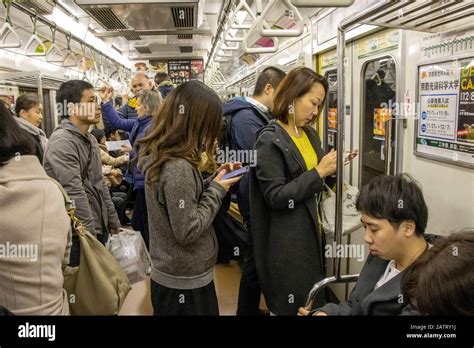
<box><xmin>402</xmin><ymin>229</ymin><xmax>474</xmax><ymax>315</ymax></box>
<box><xmin>0</xmin><ymin>103</ymin><xmax>71</xmax><ymax>315</ymax></box>
<box><xmin>298</xmin><ymin>173</ymin><xmax>431</xmax><ymax>316</ymax></box>
<box><xmin>138</xmin><ymin>80</ymin><xmax>242</xmax><ymax>315</ymax></box>
<box><xmin>91</xmin><ymin>128</ymin><xmax>128</xmax><ymax>172</ymax></box>
<box><xmin>14</xmin><ymin>94</ymin><xmax>48</xmax><ymax>163</ymax></box>
<box><xmin>99</xmin><ymin>88</ymin><xmax>162</xmax><ymax>250</ymax></box>
<box><xmin>249</xmin><ymin>67</ymin><xmax>356</xmax><ymax>315</ymax></box>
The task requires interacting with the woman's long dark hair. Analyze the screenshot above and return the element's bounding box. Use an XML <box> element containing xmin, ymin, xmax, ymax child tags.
<box><xmin>138</xmin><ymin>80</ymin><xmax>223</xmax><ymax>182</ymax></box>
<box><xmin>0</xmin><ymin>102</ymin><xmax>35</xmax><ymax>166</ymax></box>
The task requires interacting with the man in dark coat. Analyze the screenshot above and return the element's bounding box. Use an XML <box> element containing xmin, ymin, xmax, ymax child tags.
<box><xmin>222</xmin><ymin>66</ymin><xmax>286</xmax><ymax>315</ymax></box>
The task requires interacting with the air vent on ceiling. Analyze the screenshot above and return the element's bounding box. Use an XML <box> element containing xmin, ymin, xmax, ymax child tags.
<box><xmin>178</xmin><ymin>34</ymin><xmax>193</xmax><ymax>40</ymax></box>
<box><xmin>85</xmin><ymin>8</ymin><xmax>128</xmax><ymax>30</ymax></box>
<box><xmin>20</xmin><ymin>0</ymin><xmax>56</xmax><ymax>15</ymax></box>
<box><xmin>135</xmin><ymin>46</ymin><xmax>152</xmax><ymax>54</ymax></box>
<box><xmin>125</xmin><ymin>35</ymin><xmax>142</xmax><ymax>41</ymax></box>
<box><xmin>180</xmin><ymin>46</ymin><xmax>193</xmax><ymax>54</ymax></box>
<box><xmin>171</xmin><ymin>7</ymin><xmax>194</xmax><ymax>28</ymax></box>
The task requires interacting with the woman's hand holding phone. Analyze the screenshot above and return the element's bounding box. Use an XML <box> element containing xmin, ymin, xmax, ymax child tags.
<box><xmin>214</xmin><ymin>162</ymin><xmax>243</xmax><ymax>192</ymax></box>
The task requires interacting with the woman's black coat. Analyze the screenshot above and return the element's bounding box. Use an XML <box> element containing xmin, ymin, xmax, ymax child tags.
<box><xmin>249</xmin><ymin>120</ymin><xmax>335</xmax><ymax>315</ymax></box>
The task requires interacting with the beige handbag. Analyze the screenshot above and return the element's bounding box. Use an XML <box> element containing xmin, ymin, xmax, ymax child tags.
<box><xmin>51</xmin><ymin>178</ymin><xmax>132</xmax><ymax>315</ymax></box>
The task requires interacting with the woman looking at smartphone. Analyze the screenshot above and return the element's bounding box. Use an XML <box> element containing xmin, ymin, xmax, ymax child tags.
<box><xmin>249</xmin><ymin>66</ymin><xmax>357</xmax><ymax>315</ymax></box>
<box><xmin>138</xmin><ymin>80</ymin><xmax>241</xmax><ymax>315</ymax></box>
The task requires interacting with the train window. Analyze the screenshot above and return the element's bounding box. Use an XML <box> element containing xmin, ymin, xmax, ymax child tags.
<box><xmin>360</xmin><ymin>57</ymin><xmax>397</xmax><ymax>187</ymax></box>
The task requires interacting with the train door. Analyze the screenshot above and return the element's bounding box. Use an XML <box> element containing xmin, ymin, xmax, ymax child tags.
<box><xmin>351</xmin><ymin>30</ymin><xmax>401</xmax><ymax>188</ymax></box>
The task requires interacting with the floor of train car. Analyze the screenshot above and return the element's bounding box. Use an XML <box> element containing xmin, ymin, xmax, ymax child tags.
<box><xmin>118</xmin><ymin>261</ymin><xmax>267</xmax><ymax>315</ymax></box>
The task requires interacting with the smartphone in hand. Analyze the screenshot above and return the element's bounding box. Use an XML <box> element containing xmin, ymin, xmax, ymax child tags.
<box><xmin>222</xmin><ymin>166</ymin><xmax>249</xmax><ymax>180</ymax></box>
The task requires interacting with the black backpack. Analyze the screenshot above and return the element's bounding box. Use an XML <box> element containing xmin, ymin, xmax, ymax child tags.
<box><xmin>219</xmin><ymin>103</ymin><xmax>271</xmax><ymax>153</ymax></box>
<box><xmin>218</xmin><ymin>112</ymin><xmax>234</xmax><ymax>153</ymax></box>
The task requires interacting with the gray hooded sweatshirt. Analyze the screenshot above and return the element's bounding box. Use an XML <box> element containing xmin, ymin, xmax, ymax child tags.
<box><xmin>139</xmin><ymin>156</ymin><xmax>227</xmax><ymax>290</ymax></box>
<box><xmin>43</xmin><ymin>120</ymin><xmax>120</xmax><ymax>235</ymax></box>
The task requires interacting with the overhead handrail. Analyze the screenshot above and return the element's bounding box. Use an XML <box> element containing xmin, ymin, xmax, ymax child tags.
<box><xmin>214</xmin><ymin>56</ymin><xmax>231</xmax><ymax>62</ymax></box>
<box><xmin>220</xmin><ymin>41</ymin><xmax>240</xmax><ymax>51</ymax></box>
<box><xmin>0</xmin><ymin>0</ymin><xmax>21</xmax><ymax>48</ymax></box>
<box><xmin>79</xmin><ymin>43</ymin><xmax>88</xmax><ymax>72</ymax></box>
<box><xmin>224</xmin><ymin>27</ymin><xmax>247</xmax><ymax>42</ymax></box>
<box><xmin>230</xmin><ymin>0</ymin><xmax>257</xmax><ymax>30</ymax></box>
<box><xmin>291</xmin><ymin>0</ymin><xmax>354</xmax><ymax>7</ymax></box>
<box><xmin>25</xmin><ymin>9</ymin><xmax>46</xmax><ymax>56</ymax></box>
<box><xmin>95</xmin><ymin>53</ymin><xmax>108</xmax><ymax>88</ymax></box>
<box><xmin>46</xmin><ymin>23</ymin><xmax>66</xmax><ymax>63</ymax></box>
<box><xmin>258</xmin><ymin>0</ymin><xmax>304</xmax><ymax>38</ymax></box>
<box><xmin>243</xmin><ymin>19</ymin><xmax>279</xmax><ymax>54</ymax></box>
<box><xmin>216</xmin><ymin>50</ymin><xmax>233</xmax><ymax>58</ymax></box>
<box><xmin>62</xmin><ymin>32</ymin><xmax>78</xmax><ymax>67</ymax></box>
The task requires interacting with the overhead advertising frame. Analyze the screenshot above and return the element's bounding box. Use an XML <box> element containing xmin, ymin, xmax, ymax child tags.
<box><xmin>414</xmin><ymin>54</ymin><xmax>474</xmax><ymax>169</ymax></box>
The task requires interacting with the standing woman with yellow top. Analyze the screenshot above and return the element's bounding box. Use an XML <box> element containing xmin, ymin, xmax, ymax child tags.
<box><xmin>249</xmin><ymin>66</ymin><xmax>357</xmax><ymax>315</ymax></box>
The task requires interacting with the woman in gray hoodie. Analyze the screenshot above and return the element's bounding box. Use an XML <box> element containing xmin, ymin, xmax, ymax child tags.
<box><xmin>14</xmin><ymin>94</ymin><xmax>48</xmax><ymax>163</ymax></box>
<box><xmin>138</xmin><ymin>80</ymin><xmax>242</xmax><ymax>315</ymax></box>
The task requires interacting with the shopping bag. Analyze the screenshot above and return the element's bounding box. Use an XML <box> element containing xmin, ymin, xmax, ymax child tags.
<box><xmin>320</xmin><ymin>182</ymin><xmax>362</xmax><ymax>238</ymax></box>
<box><xmin>107</xmin><ymin>228</ymin><xmax>151</xmax><ymax>284</ymax></box>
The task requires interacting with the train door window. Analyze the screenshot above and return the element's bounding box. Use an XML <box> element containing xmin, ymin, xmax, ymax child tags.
<box><xmin>360</xmin><ymin>57</ymin><xmax>397</xmax><ymax>187</ymax></box>
<box><xmin>323</xmin><ymin>70</ymin><xmax>338</xmax><ymax>152</ymax></box>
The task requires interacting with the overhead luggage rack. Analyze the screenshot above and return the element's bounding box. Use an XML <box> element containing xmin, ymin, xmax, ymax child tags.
<box><xmin>359</xmin><ymin>0</ymin><xmax>474</xmax><ymax>32</ymax></box>
<box><xmin>0</xmin><ymin>71</ymin><xmax>66</xmax><ymax>92</ymax></box>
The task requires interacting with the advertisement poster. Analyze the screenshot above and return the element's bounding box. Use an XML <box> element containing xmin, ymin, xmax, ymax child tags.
<box><xmin>190</xmin><ymin>60</ymin><xmax>204</xmax><ymax>81</ymax></box>
<box><xmin>328</xmin><ymin>108</ymin><xmax>337</xmax><ymax>131</ymax></box>
<box><xmin>168</xmin><ymin>60</ymin><xmax>191</xmax><ymax>85</ymax></box>
<box><xmin>416</xmin><ymin>58</ymin><xmax>474</xmax><ymax>167</ymax></box>
<box><xmin>150</xmin><ymin>61</ymin><xmax>168</xmax><ymax>73</ymax></box>
<box><xmin>373</xmin><ymin>108</ymin><xmax>391</xmax><ymax>139</ymax></box>
<box><xmin>457</xmin><ymin>60</ymin><xmax>474</xmax><ymax>143</ymax></box>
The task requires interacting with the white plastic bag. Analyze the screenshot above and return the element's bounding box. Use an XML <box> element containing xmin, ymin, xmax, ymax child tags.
<box><xmin>320</xmin><ymin>182</ymin><xmax>362</xmax><ymax>238</ymax></box>
<box><xmin>107</xmin><ymin>228</ymin><xmax>151</xmax><ymax>284</ymax></box>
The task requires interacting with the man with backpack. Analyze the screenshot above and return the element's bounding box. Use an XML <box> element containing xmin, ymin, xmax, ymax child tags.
<box><xmin>221</xmin><ymin>66</ymin><xmax>286</xmax><ymax>315</ymax></box>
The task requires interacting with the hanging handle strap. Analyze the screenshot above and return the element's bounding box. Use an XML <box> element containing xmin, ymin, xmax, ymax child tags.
<box><xmin>29</xmin><ymin>8</ymin><xmax>38</xmax><ymax>34</ymax></box>
<box><xmin>3</xmin><ymin>0</ymin><xmax>12</xmax><ymax>25</ymax></box>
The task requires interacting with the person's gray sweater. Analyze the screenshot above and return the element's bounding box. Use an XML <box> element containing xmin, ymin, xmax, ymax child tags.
<box><xmin>138</xmin><ymin>156</ymin><xmax>227</xmax><ymax>290</ymax></box>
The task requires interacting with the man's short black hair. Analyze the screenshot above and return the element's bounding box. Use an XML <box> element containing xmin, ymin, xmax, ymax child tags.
<box><xmin>253</xmin><ymin>66</ymin><xmax>286</xmax><ymax>97</ymax></box>
<box><xmin>154</xmin><ymin>72</ymin><xmax>170</xmax><ymax>85</ymax></box>
<box><xmin>56</xmin><ymin>80</ymin><xmax>94</xmax><ymax>118</ymax></box>
<box><xmin>356</xmin><ymin>173</ymin><xmax>429</xmax><ymax>235</ymax></box>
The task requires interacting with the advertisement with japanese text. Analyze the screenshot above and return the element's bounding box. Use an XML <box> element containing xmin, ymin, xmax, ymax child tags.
<box><xmin>416</xmin><ymin>58</ymin><xmax>474</xmax><ymax>167</ymax></box>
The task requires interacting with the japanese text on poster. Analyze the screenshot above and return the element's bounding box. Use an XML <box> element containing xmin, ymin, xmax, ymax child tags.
<box><xmin>416</xmin><ymin>58</ymin><xmax>474</xmax><ymax>167</ymax></box>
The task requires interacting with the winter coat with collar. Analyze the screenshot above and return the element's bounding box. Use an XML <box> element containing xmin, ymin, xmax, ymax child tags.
<box><xmin>314</xmin><ymin>255</ymin><xmax>418</xmax><ymax>316</ymax></box>
<box><xmin>101</xmin><ymin>101</ymin><xmax>152</xmax><ymax>190</ymax></box>
<box><xmin>157</xmin><ymin>80</ymin><xmax>175</xmax><ymax>99</ymax></box>
<box><xmin>43</xmin><ymin>119</ymin><xmax>120</xmax><ymax>235</ymax></box>
<box><xmin>0</xmin><ymin>156</ymin><xmax>71</xmax><ymax>315</ymax></box>
<box><xmin>249</xmin><ymin>120</ymin><xmax>335</xmax><ymax>315</ymax></box>
<box><xmin>15</xmin><ymin>117</ymin><xmax>48</xmax><ymax>163</ymax></box>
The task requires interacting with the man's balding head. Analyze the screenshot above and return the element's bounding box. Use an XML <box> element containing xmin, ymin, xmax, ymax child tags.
<box><xmin>131</xmin><ymin>72</ymin><xmax>153</xmax><ymax>94</ymax></box>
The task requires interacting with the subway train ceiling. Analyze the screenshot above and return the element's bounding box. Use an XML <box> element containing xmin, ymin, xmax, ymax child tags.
<box><xmin>1</xmin><ymin>0</ymin><xmax>473</xmax><ymax>78</ymax></box>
